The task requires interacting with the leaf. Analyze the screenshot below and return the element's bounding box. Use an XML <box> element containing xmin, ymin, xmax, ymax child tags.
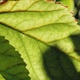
<box><xmin>0</xmin><ymin>0</ymin><xmax>80</xmax><ymax>80</ymax></box>
<box><xmin>56</xmin><ymin>0</ymin><xmax>74</xmax><ymax>11</ymax></box>
<box><xmin>0</xmin><ymin>74</ymin><xmax>5</xmax><ymax>80</ymax></box>
<box><xmin>0</xmin><ymin>0</ymin><xmax>39</xmax><ymax>12</ymax></box>
<box><xmin>0</xmin><ymin>36</ymin><xmax>30</xmax><ymax>80</ymax></box>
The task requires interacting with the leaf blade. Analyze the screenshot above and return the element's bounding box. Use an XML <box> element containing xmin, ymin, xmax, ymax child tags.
<box><xmin>0</xmin><ymin>0</ymin><xmax>80</xmax><ymax>80</ymax></box>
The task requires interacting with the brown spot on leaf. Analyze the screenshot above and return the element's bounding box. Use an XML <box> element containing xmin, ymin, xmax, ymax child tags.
<box><xmin>0</xmin><ymin>0</ymin><xmax>7</xmax><ymax>5</ymax></box>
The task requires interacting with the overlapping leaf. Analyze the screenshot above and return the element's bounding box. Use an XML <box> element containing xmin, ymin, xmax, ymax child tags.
<box><xmin>0</xmin><ymin>74</ymin><xmax>5</xmax><ymax>80</ymax></box>
<box><xmin>0</xmin><ymin>36</ymin><xmax>30</xmax><ymax>80</ymax></box>
<box><xmin>0</xmin><ymin>0</ymin><xmax>80</xmax><ymax>80</ymax></box>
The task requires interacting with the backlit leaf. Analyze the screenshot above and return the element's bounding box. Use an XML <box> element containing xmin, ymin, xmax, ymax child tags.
<box><xmin>0</xmin><ymin>0</ymin><xmax>80</xmax><ymax>80</ymax></box>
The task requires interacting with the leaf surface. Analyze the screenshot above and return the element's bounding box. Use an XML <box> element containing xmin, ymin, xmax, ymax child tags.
<box><xmin>0</xmin><ymin>0</ymin><xmax>80</xmax><ymax>80</ymax></box>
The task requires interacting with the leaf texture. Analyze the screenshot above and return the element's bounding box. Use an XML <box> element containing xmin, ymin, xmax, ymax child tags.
<box><xmin>0</xmin><ymin>0</ymin><xmax>80</xmax><ymax>80</ymax></box>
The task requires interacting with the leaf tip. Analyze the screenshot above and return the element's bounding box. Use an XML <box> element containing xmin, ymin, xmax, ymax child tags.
<box><xmin>55</xmin><ymin>2</ymin><xmax>61</xmax><ymax>4</ymax></box>
<box><xmin>70</xmin><ymin>12</ymin><xmax>74</xmax><ymax>14</ymax></box>
<box><xmin>75</xmin><ymin>19</ymin><xmax>79</xmax><ymax>22</ymax></box>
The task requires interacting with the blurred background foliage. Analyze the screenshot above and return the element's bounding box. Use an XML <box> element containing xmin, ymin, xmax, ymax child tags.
<box><xmin>74</xmin><ymin>0</ymin><xmax>80</xmax><ymax>19</ymax></box>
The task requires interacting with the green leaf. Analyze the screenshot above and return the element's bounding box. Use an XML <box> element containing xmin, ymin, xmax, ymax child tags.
<box><xmin>0</xmin><ymin>74</ymin><xmax>5</xmax><ymax>80</ymax></box>
<box><xmin>0</xmin><ymin>0</ymin><xmax>80</xmax><ymax>80</ymax></box>
<box><xmin>0</xmin><ymin>0</ymin><xmax>39</xmax><ymax>12</ymax></box>
<box><xmin>0</xmin><ymin>36</ymin><xmax>30</xmax><ymax>80</ymax></box>
<box><xmin>56</xmin><ymin>0</ymin><xmax>74</xmax><ymax>11</ymax></box>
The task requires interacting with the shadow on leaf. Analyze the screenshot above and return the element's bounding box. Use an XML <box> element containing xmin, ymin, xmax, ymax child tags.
<box><xmin>43</xmin><ymin>46</ymin><xmax>80</xmax><ymax>80</ymax></box>
<box><xmin>70</xmin><ymin>34</ymin><xmax>80</xmax><ymax>55</ymax></box>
